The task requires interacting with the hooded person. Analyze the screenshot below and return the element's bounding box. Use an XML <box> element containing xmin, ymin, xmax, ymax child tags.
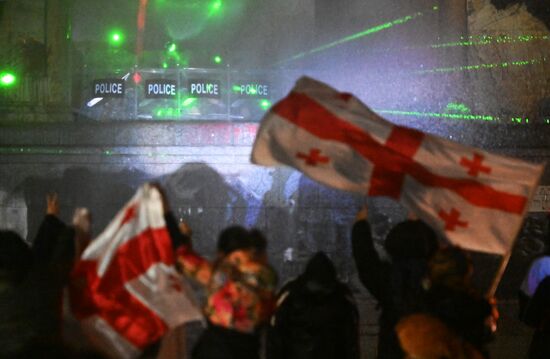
<box><xmin>266</xmin><ymin>252</ymin><xmax>359</xmax><ymax>359</ymax></box>
<box><xmin>351</xmin><ymin>206</ymin><xmax>439</xmax><ymax>359</ymax></box>
<box><xmin>519</xmin><ymin>225</ymin><xmax>550</xmax><ymax>359</ymax></box>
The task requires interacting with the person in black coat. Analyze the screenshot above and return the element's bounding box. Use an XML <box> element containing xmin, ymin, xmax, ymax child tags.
<box><xmin>520</xmin><ymin>244</ymin><xmax>550</xmax><ymax>359</ymax></box>
<box><xmin>422</xmin><ymin>246</ymin><xmax>493</xmax><ymax>358</ymax></box>
<box><xmin>351</xmin><ymin>206</ymin><xmax>439</xmax><ymax>359</ymax></box>
<box><xmin>0</xmin><ymin>193</ymin><xmax>89</xmax><ymax>358</ymax></box>
<box><xmin>523</xmin><ymin>275</ymin><xmax>550</xmax><ymax>359</ymax></box>
<box><xmin>518</xmin><ymin>218</ymin><xmax>550</xmax><ymax>359</ymax></box>
<box><xmin>267</xmin><ymin>251</ymin><xmax>359</xmax><ymax>359</ymax></box>
<box><xmin>0</xmin><ymin>229</ymin><xmax>35</xmax><ymax>357</ymax></box>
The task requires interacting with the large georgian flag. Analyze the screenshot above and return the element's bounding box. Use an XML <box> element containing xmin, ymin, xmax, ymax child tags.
<box><xmin>70</xmin><ymin>184</ymin><xmax>203</xmax><ymax>359</ymax></box>
<box><xmin>251</xmin><ymin>77</ymin><xmax>544</xmax><ymax>255</ymax></box>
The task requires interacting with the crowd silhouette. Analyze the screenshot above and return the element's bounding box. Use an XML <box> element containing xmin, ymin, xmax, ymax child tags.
<box><xmin>1</xmin><ymin>183</ymin><xmax>549</xmax><ymax>359</ymax></box>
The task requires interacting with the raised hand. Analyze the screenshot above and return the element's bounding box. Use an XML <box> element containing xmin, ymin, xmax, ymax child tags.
<box><xmin>46</xmin><ymin>192</ymin><xmax>60</xmax><ymax>216</ymax></box>
<box><xmin>73</xmin><ymin>207</ymin><xmax>91</xmax><ymax>235</ymax></box>
<box><xmin>179</xmin><ymin>221</ymin><xmax>193</xmax><ymax>238</ymax></box>
<box><xmin>150</xmin><ymin>182</ymin><xmax>170</xmax><ymax>213</ymax></box>
<box><xmin>355</xmin><ymin>205</ymin><xmax>368</xmax><ymax>222</ymax></box>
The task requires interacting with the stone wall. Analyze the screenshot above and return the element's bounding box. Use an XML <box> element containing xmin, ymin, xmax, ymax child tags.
<box><xmin>467</xmin><ymin>0</ymin><xmax>550</xmax><ymax>119</ymax></box>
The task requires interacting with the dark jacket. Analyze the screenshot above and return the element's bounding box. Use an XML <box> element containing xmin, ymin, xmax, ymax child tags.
<box><xmin>524</xmin><ymin>276</ymin><xmax>550</xmax><ymax>359</ymax></box>
<box><xmin>0</xmin><ymin>215</ymin><xmax>75</xmax><ymax>357</ymax></box>
<box><xmin>424</xmin><ymin>285</ymin><xmax>492</xmax><ymax>358</ymax></box>
<box><xmin>267</xmin><ymin>252</ymin><xmax>359</xmax><ymax>359</ymax></box>
<box><xmin>30</xmin><ymin>215</ymin><xmax>76</xmax><ymax>336</ymax></box>
<box><xmin>351</xmin><ymin>220</ymin><xmax>431</xmax><ymax>359</ymax></box>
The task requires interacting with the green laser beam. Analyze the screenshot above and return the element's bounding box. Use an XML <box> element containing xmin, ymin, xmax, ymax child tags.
<box><xmin>154</xmin><ymin>107</ymin><xmax>180</xmax><ymax>118</ymax></box>
<box><xmin>166</xmin><ymin>50</ymin><xmax>181</xmax><ymax>61</ymax></box>
<box><xmin>429</xmin><ymin>34</ymin><xmax>550</xmax><ymax>49</ymax></box>
<box><xmin>445</xmin><ymin>102</ymin><xmax>471</xmax><ymax>114</ymax></box>
<box><xmin>367</xmin><ymin>34</ymin><xmax>550</xmax><ymax>55</ymax></box>
<box><xmin>376</xmin><ymin>110</ymin><xmax>548</xmax><ymax>124</ymax></box>
<box><xmin>182</xmin><ymin>97</ymin><xmax>197</xmax><ymax>107</ymax></box>
<box><xmin>416</xmin><ymin>57</ymin><xmax>547</xmax><ymax>75</ymax></box>
<box><xmin>276</xmin><ymin>8</ymin><xmax>436</xmax><ymax>64</ymax></box>
<box><xmin>375</xmin><ymin>109</ymin><xmax>495</xmax><ymax>121</ymax></box>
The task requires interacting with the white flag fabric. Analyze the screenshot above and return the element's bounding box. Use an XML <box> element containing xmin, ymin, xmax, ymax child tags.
<box><xmin>70</xmin><ymin>184</ymin><xmax>203</xmax><ymax>359</ymax></box>
<box><xmin>251</xmin><ymin>77</ymin><xmax>544</xmax><ymax>255</ymax></box>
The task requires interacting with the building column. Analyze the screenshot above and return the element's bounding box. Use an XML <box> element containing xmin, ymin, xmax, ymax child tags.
<box><xmin>46</xmin><ymin>0</ymin><xmax>71</xmax><ymax>109</ymax></box>
<box><xmin>437</xmin><ymin>0</ymin><xmax>469</xmax><ymax>95</ymax></box>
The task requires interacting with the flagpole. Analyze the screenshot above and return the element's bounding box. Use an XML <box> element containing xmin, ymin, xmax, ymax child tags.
<box><xmin>486</xmin><ymin>251</ymin><xmax>512</xmax><ymax>298</ymax></box>
<box><xmin>486</xmin><ymin>160</ymin><xmax>544</xmax><ymax>299</ymax></box>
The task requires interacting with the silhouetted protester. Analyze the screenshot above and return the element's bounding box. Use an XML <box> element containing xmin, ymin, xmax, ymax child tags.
<box><xmin>168</xmin><ymin>205</ymin><xmax>277</xmax><ymax>359</ymax></box>
<box><xmin>176</xmin><ymin>226</ymin><xmax>277</xmax><ymax>359</ymax></box>
<box><xmin>0</xmin><ymin>194</ymin><xmax>91</xmax><ymax>358</ymax></box>
<box><xmin>0</xmin><ymin>230</ymin><xmax>34</xmax><ymax>357</ymax></box>
<box><xmin>162</xmin><ymin>163</ymin><xmax>248</xmax><ymax>255</ymax></box>
<box><xmin>521</xmin><ymin>276</ymin><xmax>550</xmax><ymax>359</ymax></box>
<box><xmin>351</xmin><ymin>206</ymin><xmax>439</xmax><ymax>359</ymax></box>
<box><xmin>519</xmin><ymin>243</ymin><xmax>550</xmax><ymax>359</ymax></box>
<box><xmin>31</xmin><ymin>194</ymin><xmax>79</xmax><ymax>342</ymax></box>
<box><xmin>399</xmin><ymin>246</ymin><xmax>493</xmax><ymax>359</ymax></box>
<box><xmin>266</xmin><ymin>252</ymin><xmax>359</xmax><ymax>359</ymax></box>
<box><xmin>0</xmin><ymin>231</ymin><xmax>32</xmax><ymax>289</ymax></box>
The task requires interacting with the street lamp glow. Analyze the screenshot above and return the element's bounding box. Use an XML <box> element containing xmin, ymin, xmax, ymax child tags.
<box><xmin>108</xmin><ymin>30</ymin><xmax>124</xmax><ymax>46</ymax></box>
<box><xmin>0</xmin><ymin>72</ymin><xmax>16</xmax><ymax>87</ymax></box>
<box><xmin>212</xmin><ymin>0</ymin><xmax>222</xmax><ymax>10</ymax></box>
<box><xmin>209</xmin><ymin>0</ymin><xmax>223</xmax><ymax>15</ymax></box>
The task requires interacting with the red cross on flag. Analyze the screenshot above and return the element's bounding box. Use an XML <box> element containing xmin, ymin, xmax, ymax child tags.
<box><xmin>69</xmin><ymin>184</ymin><xmax>203</xmax><ymax>359</ymax></box>
<box><xmin>251</xmin><ymin>77</ymin><xmax>544</xmax><ymax>255</ymax></box>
